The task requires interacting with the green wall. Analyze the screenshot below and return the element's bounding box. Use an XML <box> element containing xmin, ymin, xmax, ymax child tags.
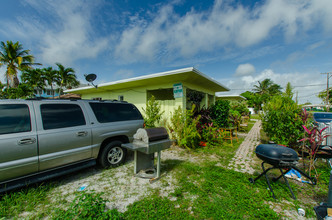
<box><xmin>80</xmin><ymin>81</ymin><xmax>216</xmax><ymax>122</ymax></box>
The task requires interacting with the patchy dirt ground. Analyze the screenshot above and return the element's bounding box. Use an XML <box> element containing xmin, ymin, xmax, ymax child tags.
<box><xmin>24</xmin><ymin>120</ymin><xmax>317</xmax><ymax>219</ymax></box>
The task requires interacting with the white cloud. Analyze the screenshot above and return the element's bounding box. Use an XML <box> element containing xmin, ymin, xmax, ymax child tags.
<box><xmin>220</xmin><ymin>69</ymin><xmax>325</xmax><ymax>104</ymax></box>
<box><xmin>0</xmin><ymin>0</ymin><xmax>109</xmax><ymax>67</ymax></box>
<box><xmin>114</xmin><ymin>0</ymin><xmax>332</xmax><ymax>63</ymax></box>
<box><xmin>113</xmin><ymin>69</ymin><xmax>135</xmax><ymax>81</ymax></box>
<box><xmin>1</xmin><ymin>0</ymin><xmax>331</xmax><ymax>69</ymax></box>
<box><xmin>235</xmin><ymin>63</ymin><xmax>256</xmax><ymax>76</ymax></box>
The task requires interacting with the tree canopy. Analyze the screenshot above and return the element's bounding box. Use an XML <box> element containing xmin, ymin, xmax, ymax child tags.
<box><xmin>0</xmin><ymin>40</ymin><xmax>80</xmax><ymax>99</ymax></box>
<box><xmin>0</xmin><ymin>41</ymin><xmax>39</xmax><ymax>88</ymax></box>
<box><xmin>241</xmin><ymin>78</ymin><xmax>282</xmax><ymax>112</ymax></box>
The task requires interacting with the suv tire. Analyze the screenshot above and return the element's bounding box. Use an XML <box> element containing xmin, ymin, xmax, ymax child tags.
<box><xmin>98</xmin><ymin>141</ymin><xmax>127</xmax><ymax>168</ymax></box>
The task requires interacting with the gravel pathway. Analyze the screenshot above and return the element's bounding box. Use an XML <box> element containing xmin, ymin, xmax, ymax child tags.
<box><xmin>228</xmin><ymin>120</ymin><xmax>261</xmax><ymax>174</ymax></box>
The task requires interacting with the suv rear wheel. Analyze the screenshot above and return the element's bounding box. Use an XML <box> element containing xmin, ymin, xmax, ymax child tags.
<box><xmin>98</xmin><ymin>141</ymin><xmax>127</xmax><ymax>168</ymax></box>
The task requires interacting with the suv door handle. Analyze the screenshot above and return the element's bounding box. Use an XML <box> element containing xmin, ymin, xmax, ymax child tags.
<box><xmin>18</xmin><ymin>138</ymin><xmax>36</xmax><ymax>145</ymax></box>
<box><xmin>76</xmin><ymin>131</ymin><xmax>88</xmax><ymax>137</ymax></box>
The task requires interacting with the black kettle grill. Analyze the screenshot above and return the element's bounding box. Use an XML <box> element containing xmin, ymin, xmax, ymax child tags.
<box><xmin>249</xmin><ymin>144</ymin><xmax>316</xmax><ymax>199</ymax></box>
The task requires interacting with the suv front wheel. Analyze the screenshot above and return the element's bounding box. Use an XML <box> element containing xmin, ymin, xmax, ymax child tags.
<box><xmin>98</xmin><ymin>141</ymin><xmax>127</xmax><ymax>168</ymax></box>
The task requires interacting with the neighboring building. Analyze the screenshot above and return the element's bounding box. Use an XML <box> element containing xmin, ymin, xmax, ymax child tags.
<box><xmin>302</xmin><ymin>104</ymin><xmax>328</xmax><ymax>111</ymax></box>
<box><xmin>216</xmin><ymin>94</ymin><xmax>246</xmax><ymax>101</ymax></box>
<box><xmin>65</xmin><ymin>67</ymin><xmax>229</xmax><ymax>118</ymax></box>
<box><xmin>34</xmin><ymin>87</ymin><xmax>59</xmax><ymax>98</ymax></box>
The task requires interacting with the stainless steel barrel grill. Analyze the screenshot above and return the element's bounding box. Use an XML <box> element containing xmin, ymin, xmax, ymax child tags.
<box><xmin>122</xmin><ymin>127</ymin><xmax>173</xmax><ymax>182</ymax></box>
<box><xmin>249</xmin><ymin>144</ymin><xmax>316</xmax><ymax>199</ymax></box>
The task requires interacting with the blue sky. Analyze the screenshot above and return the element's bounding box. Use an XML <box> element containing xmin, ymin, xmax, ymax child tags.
<box><xmin>1</xmin><ymin>0</ymin><xmax>332</xmax><ymax>104</ymax></box>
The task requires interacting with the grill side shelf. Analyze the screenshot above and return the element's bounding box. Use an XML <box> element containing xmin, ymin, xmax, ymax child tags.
<box><xmin>122</xmin><ymin>139</ymin><xmax>174</xmax><ymax>154</ymax></box>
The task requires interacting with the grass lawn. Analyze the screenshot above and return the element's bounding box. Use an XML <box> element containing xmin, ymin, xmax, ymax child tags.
<box><xmin>0</xmin><ymin>127</ymin><xmax>330</xmax><ymax>219</ymax></box>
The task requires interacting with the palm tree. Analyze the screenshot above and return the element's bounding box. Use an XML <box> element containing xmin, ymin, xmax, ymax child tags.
<box><xmin>284</xmin><ymin>82</ymin><xmax>294</xmax><ymax>99</ymax></box>
<box><xmin>0</xmin><ymin>41</ymin><xmax>38</xmax><ymax>88</ymax></box>
<box><xmin>21</xmin><ymin>69</ymin><xmax>45</xmax><ymax>96</ymax></box>
<box><xmin>43</xmin><ymin>67</ymin><xmax>59</xmax><ymax>98</ymax></box>
<box><xmin>253</xmin><ymin>78</ymin><xmax>282</xmax><ymax>96</ymax></box>
<box><xmin>251</xmin><ymin>78</ymin><xmax>282</xmax><ymax>110</ymax></box>
<box><xmin>55</xmin><ymin>63</ymin><xmax>79</xmax><ymax>98</ymax></box>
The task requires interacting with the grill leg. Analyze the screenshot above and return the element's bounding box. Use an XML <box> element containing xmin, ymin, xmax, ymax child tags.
<box><xmin>262</xmin><ymin>163</ymin><xmax>277</xmax><ymax>200</ymax></box>
<box><xmin>249</xmin><ymin>162</ymin><xmax>277</xmax><ymax>199</ymax></box>
<box><xmin>278</xmin><ymin>167</ymin><xmax>296</xmax><ymax>200</ymax></box>
<box><xmin>249</xmin><ymin>162</ymin><xmax>274</xmax><ymax>182</ymax></box>
<box><xmin>272</xmin><ymin>169</ymin><xmax>289</xmax><ymax>182</ymax></box>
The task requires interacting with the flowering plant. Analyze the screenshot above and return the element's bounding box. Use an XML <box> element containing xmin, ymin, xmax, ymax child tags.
<box><xmin>299</xmin><ymin>124</ymin><xmax>329</xmax><ymax>175</ymax></box>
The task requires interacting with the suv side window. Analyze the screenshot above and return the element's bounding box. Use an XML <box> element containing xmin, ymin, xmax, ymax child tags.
<box><xmin>0</xmin><ymin>104</ymin><xmax>31</xmax><ymax>134</ymax></box>
<box><xmin>89</xmin><ymin>103</ymin><xmax>143</xmax><ymax>123</ymax></box>
<box><xmin>41</xmin><ymin>104</ymin><xmax>86</xmax><ymax>130</ymax></box>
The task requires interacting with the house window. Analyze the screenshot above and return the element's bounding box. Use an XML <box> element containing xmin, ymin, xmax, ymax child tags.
<box><xmin>186</xmin><ymin>89</ymin><xmax>205</xmax><ymax>110</ymax></box>
<box><xmin>147</xmin><ymin>89</ymin><xmax>174</xmax><ymax>100</ymax></box>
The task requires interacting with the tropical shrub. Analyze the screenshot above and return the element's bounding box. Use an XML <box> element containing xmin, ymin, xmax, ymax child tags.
<box><xmin>229</xmin><ymin>109</ymin><xmax>241</xmax><ymax>128</ymax></box>
<box><xmin>0</xmin><ymin>83</ymin><xmax>34</xmax><ymax>99</ymax></box>
<box><xmin>261</xmin><ymin>95</ymin><xmax>303</xmax><ymax>147</ymax></box>
<box><xmin>168</xmin><ymin>106</ymin><xmax>201</xmax><ymax>149</ymax></box>
<box><xmin>169</xmin><ymin>105</ymin><xmax>224</xmax><ymax>148</ymax></box>
<box><xmin>142</xmin><ymin>95</ymin><xmax>164</xmax><ymax>128</ymax></box>
<box><xmin>230</xmin><ymin>100</ymin><xmax>249</xmax><ymax>116</ymax></box>
<box><xmin>194</xmin><ymin>106</ymin><xmax>224</xmax><ymax>146</ymax></box>
<box><xmin>211</xmin><ymin>100</ymin><xmax>230</xmax><ymax>128</ymax></box>
<box><xmin>299</xmin><ymin>125</ymin><xmax>329</xmax><ymax>176</ymax></box>
<box><xmin>200</xmin><ymin>123</ymin><xmax>223</xmax><ymax>146</ymax></box>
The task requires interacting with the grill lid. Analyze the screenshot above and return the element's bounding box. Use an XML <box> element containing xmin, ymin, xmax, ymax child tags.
<box><xmin>133</xmin><ymin>127</ymin><xmax>169</xmax><ymax>143</ymax></box>
<box><xmin>255</xmin><ymin>144</ymin><xmax>299</xmax><ymax>166</ymax></box>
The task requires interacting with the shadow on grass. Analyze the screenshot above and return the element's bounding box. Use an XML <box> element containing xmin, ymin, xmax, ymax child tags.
<box><xmin>162</xmin><ymin>159</ymin><xmax>185</xmax><ymax>173</ymax></box>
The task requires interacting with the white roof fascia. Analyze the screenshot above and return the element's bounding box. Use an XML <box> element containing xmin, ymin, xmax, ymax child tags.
<box><xmin>216</xmin><ymin>94</ymin><xmax>246</xmax><ymax>99</ymax></box>
<box><xmin>192</xmin><ymin>68</ymin><xmax>230</xmax><ymax>91</ymax></box>
<box><xmin>66</xmin><ymin>67</ymin><xmax>229</xmax><ymax>92</ymax></box>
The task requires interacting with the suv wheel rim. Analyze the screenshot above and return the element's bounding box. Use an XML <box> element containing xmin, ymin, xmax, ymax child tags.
<box><xmin>107</xmin><ymin>146</ymin><xmax>123</xmax><ymax>164</ymax></box>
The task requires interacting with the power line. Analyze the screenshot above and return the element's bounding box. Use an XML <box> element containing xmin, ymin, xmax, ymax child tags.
<box><xmin>293</xmin><ymin>84</ymin><xmax>325</xmax><ymax>88</ymax></box>
<box><xmin>298</xmin><ymin>92</ymin><xmax>321</xmax><ymax>99</ymax></box>
<box><xmin>230</xmin><ymin>83</ymin><xmax>325</xmax><ymax>91</ymax></box>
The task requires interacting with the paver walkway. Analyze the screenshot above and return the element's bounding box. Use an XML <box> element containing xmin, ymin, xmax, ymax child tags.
<box><xmin>228</xmin><ymin>120</ymin><xmax>261</xmax><ymax>174</ymax></box>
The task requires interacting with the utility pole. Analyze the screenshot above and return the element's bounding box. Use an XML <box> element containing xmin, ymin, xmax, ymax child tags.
<box><xmin>321</xmin><ymin>72</ymin><xmax>332</xmax><ymax>112</ymax></box>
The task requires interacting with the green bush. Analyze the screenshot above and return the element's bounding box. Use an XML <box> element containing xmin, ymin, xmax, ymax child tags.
<box><xmin>229</xmin><ymin>109</ymin><xmax>241</xmax><ymax>128</ymax></box>
<box><xmin>261</xmin><ymin>95</ymin><xmax>303</xmax><ymax>147</ymax></box>
<box><xmin>168</xmin><ymin>106</ymin><xmax>201</xmax><ymax>149</ymax></box>
<box><xmin>142</xmin><ymin>95</ymin><xmax>164</xmax><ymax>128</ymax></box>
<box><xmin>200</xmin><ymin>123</ymin><xmax>223</xmax><ymax>146</ymax></box>
<box><xmin>211</xmin><ymin>100</ymin><xmax>230</xmax><ymax>128</ymax></box>
<box><xmin>230</xmin><ymin>100</ymin><xmax>249</xmax><ymax>116</ymax></box>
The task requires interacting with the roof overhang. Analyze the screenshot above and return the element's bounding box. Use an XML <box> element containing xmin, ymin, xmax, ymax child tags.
<box><xmin>216</xmin><ymin>94</ymin><xmax>246</xmax><ymax>101</ymax></box>
<box><xmin>65</xmin><ymin>67</ymin><xmax>229</xmax><ymax>95</ymax></box>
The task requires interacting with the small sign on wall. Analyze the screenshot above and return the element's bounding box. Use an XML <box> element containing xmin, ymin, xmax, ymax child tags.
<box><xmin>173</xmin><ymin>83</ymin><xmax>183</xmax><ymax>98</ymax></box>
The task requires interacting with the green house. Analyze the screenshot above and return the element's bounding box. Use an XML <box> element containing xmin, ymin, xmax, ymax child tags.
<box><xmin>65</xmin><ymin>67</ymin><xmax>229</xmax><ymax>119</ymax></box>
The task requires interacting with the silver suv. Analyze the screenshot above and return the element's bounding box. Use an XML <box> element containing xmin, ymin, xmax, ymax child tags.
<box><xmin>0</xmin><ymin>99</ymin><xmax>144</xmax><ymax>192</ymax></box>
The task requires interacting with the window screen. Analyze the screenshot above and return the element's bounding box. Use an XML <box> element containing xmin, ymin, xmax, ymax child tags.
<box><xmin>89</xmin><ymin>103</ymin><xmax>143</xmax><ymax>123</ymax></box>
<box><xmin>0</xmin><ymin>104</ymin><xmax>31</xmax><ymax>135</ymax></box>
<box><xmin>41</xmin><ymin>104</ymin><xmax>86</xmax><ymax>130</ymax></box>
